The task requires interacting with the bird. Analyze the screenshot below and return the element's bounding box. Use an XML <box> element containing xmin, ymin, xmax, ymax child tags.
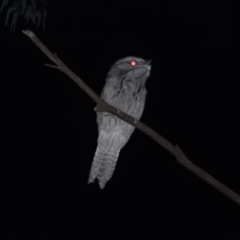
<box><xmin>88</xmin><ymin>56</ymin><xmax>151</xmax><ymax>189</ymax></box>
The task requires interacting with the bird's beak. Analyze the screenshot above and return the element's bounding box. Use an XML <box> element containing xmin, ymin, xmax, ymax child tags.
<box><xmin>143</xmin><ymin>59</ymin><xmax>152</xmax><ymax>70</ymax></box>
<box><xmin>145</xmin><ymin>59</ymin><xmax>152</xmax><ymax>65</ymax></box>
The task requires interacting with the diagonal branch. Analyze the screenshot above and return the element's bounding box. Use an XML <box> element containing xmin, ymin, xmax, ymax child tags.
<box><xmin>22</xmin><ymin>29</ymin><xmax>240</xmax><ymax>206</ymax></box>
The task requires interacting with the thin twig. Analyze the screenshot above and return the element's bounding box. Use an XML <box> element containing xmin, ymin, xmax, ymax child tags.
<box><xmin>22</xmin><ymin>29</ymin><xmax>240</xmax><ymax>206</ymax></box>
<box><xmin>44</xmin><ymin>63</ymin><xmax>59</xmax><ymax>69</ymax></box>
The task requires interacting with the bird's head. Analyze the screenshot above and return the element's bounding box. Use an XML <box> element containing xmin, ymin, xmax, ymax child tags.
<box><xmin>109</xmin><ymin>56</ymin><xmax>151</xmax><ymax>84</ymax></box>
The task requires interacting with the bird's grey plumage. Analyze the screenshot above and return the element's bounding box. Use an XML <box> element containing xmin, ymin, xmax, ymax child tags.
<box><xmin>88</xmin><ymin>56</ymin><xmax>151</xmax><ymax>189</ymax></box>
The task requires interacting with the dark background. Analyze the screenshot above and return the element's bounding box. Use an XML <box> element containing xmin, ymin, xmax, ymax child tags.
<box><xmin>1</xmin><ymin>0</ymin><xmax>240</xmax><ymax>239</ymax></box>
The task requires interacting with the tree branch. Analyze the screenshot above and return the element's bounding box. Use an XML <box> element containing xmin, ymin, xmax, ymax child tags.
<box><xmin>22</xmin><ymin>29</ymin><xmax>240</xmax><ymax>206</ymax></box>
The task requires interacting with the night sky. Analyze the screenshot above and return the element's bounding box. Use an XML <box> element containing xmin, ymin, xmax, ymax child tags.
<box><xmin>1</xmin><ymin>0</ymin><xmax>240</xmax><ymax>239</ymax></box>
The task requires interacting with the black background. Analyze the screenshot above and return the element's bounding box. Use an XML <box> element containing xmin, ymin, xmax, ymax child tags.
<box><xmin>1</xmin><ymin>0</ymin><xmax>240</xmax><ymax>239</ymax></box>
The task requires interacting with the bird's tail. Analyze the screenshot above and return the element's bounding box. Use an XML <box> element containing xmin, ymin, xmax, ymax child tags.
<box><xmin>88</xmin><ymin>145</ymin><xmax>120</xmax><ymax>189</ymax></box>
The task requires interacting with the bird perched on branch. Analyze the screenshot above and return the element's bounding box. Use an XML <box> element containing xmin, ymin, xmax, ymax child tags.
<box><xmin>88</xmin><ymin>56</ymin><xmax>151</xmax><ymax>189</ymax></box>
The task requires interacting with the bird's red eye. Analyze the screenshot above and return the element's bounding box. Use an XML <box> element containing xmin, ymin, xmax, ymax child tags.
<box><xmin>130</xmin><ymin>60</ymin><xmax>137</xmax><ymax>66</ymax></box>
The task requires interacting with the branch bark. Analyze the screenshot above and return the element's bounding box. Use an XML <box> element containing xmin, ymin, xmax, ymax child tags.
<box><xmin>22</xmin><ymin>29</ymin><xmax>240</xmax><ymax>206</ymax></box>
